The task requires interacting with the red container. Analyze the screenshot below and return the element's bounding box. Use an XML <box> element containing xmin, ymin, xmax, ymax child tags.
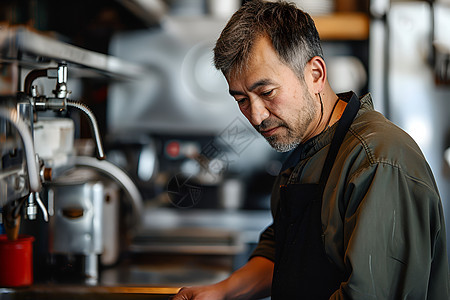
<box><xmin>0</xmin><ymin>234</ymin><xmax>35</xmax><ymax>287</ymax></box>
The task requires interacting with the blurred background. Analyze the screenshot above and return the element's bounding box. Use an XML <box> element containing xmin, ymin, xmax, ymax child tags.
<box><xmin>0</xmin><ymin>0</ymin><xmax>449</xmax><ymax>297</ymax></box>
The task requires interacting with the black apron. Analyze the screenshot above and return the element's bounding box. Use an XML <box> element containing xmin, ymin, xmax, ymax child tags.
<box><xmin>271</xmin><ymin>93</ymin><xmax>360</xmax><ymax>299</ymax></box>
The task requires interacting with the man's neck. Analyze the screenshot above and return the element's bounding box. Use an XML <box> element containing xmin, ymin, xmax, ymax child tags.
<box><xmin>327</xmin><ymin>99</ymin><xmax>348</xmax><ymax>128</ymax></box>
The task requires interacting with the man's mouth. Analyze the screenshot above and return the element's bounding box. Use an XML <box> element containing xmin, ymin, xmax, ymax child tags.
<box><xmin>255</xmin><ymin>118</ymin><xmax>287</xmax><ymax>138</ymax></box>
<box><xmin>260</xmin><ymin>126</ymin><xmax>280</xmax><ymax>137</ymax></box>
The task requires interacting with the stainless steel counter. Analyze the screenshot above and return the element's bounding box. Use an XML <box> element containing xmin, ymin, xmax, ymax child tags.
<box><xmin>0</xmin><ymin>253</ymin><xmax>231</xmax><ymax>299</ymax></box>
<box><xmin>1</xmin><ymin>209</ymin><xmax>272</xmax><ymax>299</ymax></box>
<box><xmin>101</xmin><ymin>253</ymin><xmax>233</xmax><ymax>287</ymax></box>
<box><xmin>138</xmin><ymin>208</ymin><xmax>272</xmax><ymax>244</ymax></box>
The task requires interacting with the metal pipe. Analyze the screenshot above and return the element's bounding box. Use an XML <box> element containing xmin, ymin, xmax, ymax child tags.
<box><xmin>0</xmin><ymin>107</ymin><xmax>41</xmax><ymax>193</ymax></box>
<box><xmin>23</xmin><ymin>69</ymin><xmax>47</xmax><ymax>95</ymax></box>
<box><xmin>66</xmin><ymin>100</ymin><xmax>105</xmax><ymax>160</ymax></box>
<box><xmin>72</xmin><ymin>156</ymin><xmax>144</xmax><ymax>229</ymax></box>
<box><xmin>23</xmin><ymin>65</ymin><xmax>63</xmax><ymax>96</ymax></box>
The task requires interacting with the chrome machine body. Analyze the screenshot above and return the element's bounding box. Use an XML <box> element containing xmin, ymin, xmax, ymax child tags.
<box><xmin>0</xmin><ymin>22</ymin><xmax>149</xmax><ymax>283</ymax></box>
<box><xmin>1</xmin><ymin>62</ymin><xmax>115</xmax><ymax>283</ymax></box>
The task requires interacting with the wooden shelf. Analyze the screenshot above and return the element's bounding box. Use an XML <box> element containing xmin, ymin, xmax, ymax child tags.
<box><xmin>313</xmin><ymin>12</ymin><xmax>370</xmax><ymax>41</ymax></box>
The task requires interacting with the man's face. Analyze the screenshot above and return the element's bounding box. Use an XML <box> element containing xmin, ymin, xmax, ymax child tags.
<box><xmin>226</xmin><ymin>36</ymin><xmax>319</xmax><ymax>152</ymax></box>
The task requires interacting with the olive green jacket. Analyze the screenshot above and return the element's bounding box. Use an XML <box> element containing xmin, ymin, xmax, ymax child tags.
<box><xmin>252</xmin><ymin>92</ymin><xmax>450</xmax><ymax>299</ymax></box>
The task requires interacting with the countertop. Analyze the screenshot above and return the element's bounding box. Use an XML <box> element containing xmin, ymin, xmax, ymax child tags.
<box><xmin>1</xmin><ymin>254</ymin><xmax>231</xmax><ymax>299</ymax></box>
<box><xmin>1</xmin><ymin>208</ymin><xmax>272</xmax><ymax>299</ymax></box>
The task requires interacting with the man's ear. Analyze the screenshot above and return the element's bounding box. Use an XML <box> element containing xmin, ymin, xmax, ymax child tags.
<box><xmin>305</xmin><ymin>56</ymin><xmax>327</xmax><ymax>93</ymax></box>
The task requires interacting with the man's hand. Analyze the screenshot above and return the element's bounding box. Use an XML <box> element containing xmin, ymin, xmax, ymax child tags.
<box><xmin>171</xmin><ymin>256</ymin><xmax>273</xmax><ymax>300</ymax></box>
<box><xmin>171</xmin><ymin>284</ymin><xmax>227</xmax><ymax>300</ymax></box>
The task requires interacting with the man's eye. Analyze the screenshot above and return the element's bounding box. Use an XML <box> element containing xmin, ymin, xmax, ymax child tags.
<box><xmin>237</xmin><ymin>98</ymin><xmax>247</xmax><ymax>105</ymax></box>
<box><xmin>262</xmin><ymin>90</ymin><xmax>273</xmax><ymax>97</ymax></box>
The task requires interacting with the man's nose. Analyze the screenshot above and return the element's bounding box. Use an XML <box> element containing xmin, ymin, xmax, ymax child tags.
<box><xmin>248</xmin><ymin>99</ymin><xmax>270</xmax><ymax>126</ymax></box>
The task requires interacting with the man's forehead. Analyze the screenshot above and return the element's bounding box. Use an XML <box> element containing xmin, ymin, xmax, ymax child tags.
<box><xmin>225</xmin><ymin>34</ymin><xmax>272</xmax><ymax>78</ymax></box>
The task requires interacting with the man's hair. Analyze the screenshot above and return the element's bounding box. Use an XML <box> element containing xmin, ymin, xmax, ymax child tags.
<box><xmin>213</xmin><ymin>0</ymin><xmax>323</xmax><ymax>80</ymax></box>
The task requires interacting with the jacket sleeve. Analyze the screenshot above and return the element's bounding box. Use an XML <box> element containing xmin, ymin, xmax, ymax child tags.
<box><xmin>331</xmin><ymin>162</ymin><xmax>449</xmax><ymax>299</ymax></box>
<box><xmin>249</xmin><ymin>224</ymin><xmax>276</xmax><ymax>262</ymax></box>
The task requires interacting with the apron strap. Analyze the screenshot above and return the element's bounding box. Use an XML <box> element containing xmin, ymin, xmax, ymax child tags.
<box><xmin>319</xmin><ymin>93</ymin><xmax>360</xmax><ymax>186</ymax></box>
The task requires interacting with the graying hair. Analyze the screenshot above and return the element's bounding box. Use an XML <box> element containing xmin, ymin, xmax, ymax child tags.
<box><xmin>213</xmin><ymin>0</ymin><xmax>323</xmax><ymax>79</ymax></box>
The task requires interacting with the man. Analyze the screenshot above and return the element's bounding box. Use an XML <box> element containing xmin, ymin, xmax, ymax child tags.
<box><xmin>173</xmin><ymin>0</ymin><xmax>450</xmax><ymax>299</ymax></box>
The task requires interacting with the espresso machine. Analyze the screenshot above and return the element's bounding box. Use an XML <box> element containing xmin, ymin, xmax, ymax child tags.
<box><xmin>1</xmin><ymin>62</ymin><xmax>143</xmax><ymax>284</ymax></box>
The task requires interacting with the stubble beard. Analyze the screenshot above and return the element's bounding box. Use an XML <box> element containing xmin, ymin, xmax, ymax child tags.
<box><xmin>256</xmin><ymin>92</ymin><xmax>317</xmax><ymax>153</ymax></box>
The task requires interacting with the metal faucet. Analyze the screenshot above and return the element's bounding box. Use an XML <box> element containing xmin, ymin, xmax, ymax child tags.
<box><xmin>25</xmin><ymin>63</ymin><xmax>106</xmax><ymax>160</ymax></box>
